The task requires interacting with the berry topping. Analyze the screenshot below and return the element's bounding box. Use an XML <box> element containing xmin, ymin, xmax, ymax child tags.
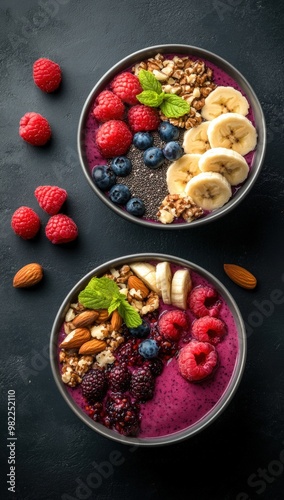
<box><xmin>81</xmin><ymin>368</ymin><xmax>108</xmax><ymax>402</ymax></box>
<box><xmin>191</xmin><ymin>316</ymin><xmax>227</xmax><ymax>345</ymax></box>
<box><xmin>125</xmin><ymin>197</ymin><xmax>145</xmax><ymax>217</ymax></box>
<box><xmin>93</xmin><ymin>90</ymin><xmax>125</xmax><ymax>122</ymax></box>
<box><xmin>110</xmin><ymin>156</ymin><xmax>132</xmax><ymax>176</ymax></box>
<box><xmin>162</xmin><ymin>141</ymin><xmax>183</xmax><ymax>161</ymax></box>
<box><xmin>144</xmin><ymin>357</ymin><xmax>164</xmax><ymax>377</ymax></box>
<box><xmin>96</xmin><ymin>120</ymin><xmax>132</xmax><ymax>158</ymax></box>
<box><xmin>108</xmin><ymin>364</ymin><xmax>131</xmax><ymax>392</ymax></box>
<box><xmin>128</xmin><ymin>104</ymin><xmax>160</xmax><ymax>133</ymax></box>
<box><xmin>34</xmin><ymin>185</ymin><xmax>67</xmax><ymax>215</ymax></box>
<box><xmin>104</xmin><ymin>393</ymin><xmax>140</xmax><ymax>436</ymax></box>
<box><xmin>178</xmin><ymin>341</ymin><xmax>218</xmax><ymax>382</ymax></box>
<box><xmin>138</xmin><ymin>339</ymin><xmax>159</xmax><ymax>359</ymax></box>
<box><xmin>188</xmin><ymin>286</ymin><xmax>221</xmax><ymax>317</ymax></box>
<box><xmin>130</xmin><ymin>366</ymin><xmax>155</xmax><ymax>402</ymax></box>
<box><xmin>92</xmin><ymin>165</ymin><xmax>117</xmax><ymax>191</ymax></box>
<box><xmin>133</xmin><ymin>132</ymin><xmax>154</xmax><ymax>150</ymax></box>
<box><xmin>158</xmin><ymin>121</ymin><xmax>179</xmax><ymax>142</ymax></box>
<box><xmin>45</xmin><ymin>214</ymin><xmax>78</xmax><ymax>244</ymax></box>
<box><xmin>111</xmin><ymin>72</ymin><xmax>142</xmax><ymax>105</ymax></box>
<box><xmin>116</xmin><ymin>338</ymin><xmax>144</xmax><ymax>366</ymax></box>
<box><xmin>129</xmin><ymin>319</ymin><xmax>150</xmax><ymax>338</ymax></box>
<box><xmin>158</xmin><ymin>309</ymin><xmax>188</xmax><ymax>341</ymax></box>
<box><xmin>19</xmin><ymin>112</ymin><xmax>51</xmax><ymax>146</ymax></box>
<box><xmin>33</xmin><ymin>57</ymin><xmax>62</xmax><ymax>93</ymax></box>
<box><xmin>11</xmin><ymin>206</ymin><xmax>41</xmax><ymax>240</ymax></box>
<box><xmin>109</xmin><ymin>184</ymin><xmax>131</xmax><ymax>205</ymax></box>
<box><xmin>143</xmin><ymin>147</ymin><xmax>164</xmax><ymax>169</ymax></box>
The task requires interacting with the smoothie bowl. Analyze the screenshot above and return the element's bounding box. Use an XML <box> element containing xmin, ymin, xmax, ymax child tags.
<box><xmin>78</xmin><ymin>44</ymin><xmax>266</xmax><ymax>229</ymax></box>
<box><xmin>50</xmin><ymin>253</ymin><xmax>246</xmax><ymax>446</ymax></box>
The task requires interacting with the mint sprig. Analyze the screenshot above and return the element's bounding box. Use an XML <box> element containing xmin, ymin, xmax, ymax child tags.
<box><xmin>137</xmin><ymin>69</ymin><xmax>190</xmax><ymax>118</ymax></box>
<box><xmin>78</xmin><ymin>276</ymin><xmax>142</xmax><ymax>328</ymax></box>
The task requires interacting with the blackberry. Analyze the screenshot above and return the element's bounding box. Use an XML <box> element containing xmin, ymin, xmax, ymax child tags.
<box><xmin>144</xmin><ymin>357</ymin><xmax>164</xmax><ymax>377</ymax></box>
<box><xmin>104</xmin><ymin>393</ymin><xmax>140</xmax><ymax>436</ymax></box>
<box><xmin>130</xmin><ymin>366</ymin><xmax>155</xmax><ymax>402</ymax></box>
<box><xmin>81</xmin><ymin>368</ymin><xmax>107</xmax><ymax>403</ymax></box>
<box><xmin>116</xmin><ymin>338</ymin><xmax>144</xmax><ymax>366</ymax></box>
<box><xmin>150</xmin><ymin>327</ymin><xmax>178</xmax><ymax>360</ymax></box>
<box><xmin>86</xmin><ymin>402</ymin><xmax>104</xmax><ymax>422</ymax></box>
<box><xmin>108</xmin><ymin>364</ymin><xmax>131</xmax><ymax>392</ymax></box>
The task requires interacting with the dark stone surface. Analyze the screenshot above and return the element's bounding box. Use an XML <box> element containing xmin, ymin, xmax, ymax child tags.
<box><xmin>0</xmin><ymin>1</ymin><xmax>284</xmax><ymax>499</ymax></box>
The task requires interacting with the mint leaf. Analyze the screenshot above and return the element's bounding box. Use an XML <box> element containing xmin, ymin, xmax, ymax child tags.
<box><xmin>78</xmin><ymin>277</ymin><xmax>119</xmax><ymax>309</ymax></box>
<box><xmin>138</xmin><ymin>69</ymin><xmax>162</xmax><ymax>94</ymax></box>
<box><xmin>136</xmin><ymin>90</ymin><xmax>164</xmax><ymax>107</ymax></box>
<box><xmin>108</xmin><ymin>296</ymin><xmax>121</xmax><ymax>315</ymax></box>
<box><xmin>160</xmin><ymin>94</ymin><xmax>190</xmax><ymax>118</ymax></box>
<box><xmin>117</xmin><ymin>296</ymin><xmax>142</xmax><ymax>328</ymax></box>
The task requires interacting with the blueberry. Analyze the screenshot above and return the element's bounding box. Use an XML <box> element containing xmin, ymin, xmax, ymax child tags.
<box><xmin>162</xmin><ymin>141</ymin><xmax>183</xmax><ymax>161</ymax></box>
<box><xmin>158</xmin><ymin>121</ymin><xmax>179</xmax><ymax>142</ymax></box>
<box><xmin>92</xmin><ymin>165</ymin><xmax>117</xmax><ymax>191</ymax></box>
<box><xmin>129</xmin><ymin>319</ymin><xmax>150</xmax><ymax>338</ymax></box>
<box><xmin>109</xmin><ymin>184</ymin><xmax>131</xmax><ymax>205</ymax></box>
<box><xmin>126</xmin><ymin>197</ymin><xmax>145</xmax><ymax>217</ymax></box>
<box><xmin>143</xmin><ymin>147</ymin><xmax>164</xmax><ymax>169</ymax></box>
<box><xmin>133</xmin><ymin>132</ymin><xmax>154</xmax><ymax>150</ymax></box>
<box><xmin>138</xmin><ymin>339</ymin><xmax>159</xmax><ymax>359</ymax></box>
<box><xmin>110</xmin><ymin>156</ymin><xmax>132</xmax><ymax>177</ymax></box>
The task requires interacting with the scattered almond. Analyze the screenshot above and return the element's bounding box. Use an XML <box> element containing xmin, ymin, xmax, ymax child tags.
<box><xmin>96</xmin><ymin>309</ymin><xmax>110</xmax><ymax>323</ymax></box>
<box><xmin>60</xmin><ymin>328</ymin><xmax>91</xmax><ymax>349</ymax></box>
<box><xmin>223</xmin><ymin>264</ymin><xmax>257</xmax><ymax>290</ymax></box>
<box><xmin>110</xmin><ymin>310</ymin><xmax>122</xmax><ymax>331</ymax></box>
<box><xmin>72</xmin><ymin>310</ymin><xmax>99</xmax><ymax>328</ymax></box>
<box><xmin>79</xmin><ymin>339</ymin><xmax>107</xmax><ymax>355</ymax></box>
<box><xmin>128</xmin><ymin>275</ymin><xmax>149</xmax><ymax>299</ymax></box>
<box><xmin>13</xmin><ymin>263</ymin><xmax>43</xmax><ymax>288</ymax></box>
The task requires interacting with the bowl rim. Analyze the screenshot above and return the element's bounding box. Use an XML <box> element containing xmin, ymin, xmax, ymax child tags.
<box><xmin>77</xmin><ymin>43</ymin><xmax>266</xmax><ymax>230</ymax></box>
<box><xmin>50</xmin><ymin>252</ymin><xmax>247</xmax><ymax>446</ymax></box>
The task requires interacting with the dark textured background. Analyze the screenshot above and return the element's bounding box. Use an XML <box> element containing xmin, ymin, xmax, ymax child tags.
<box><xmin>1</xmin><ymin>1</ymin><xmax>284</xmax><ymax>499</ymax></box>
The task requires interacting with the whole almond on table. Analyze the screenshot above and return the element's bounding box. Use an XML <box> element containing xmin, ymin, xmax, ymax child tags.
<box><xmin>13</xmin><ymin>263</ymin><xmax>43</xmax><ymax>288</ymax></box>
<box><xmin>223</xmin><ymin>264</ymin><xmax>257</xmax><ymax>290</ymax></box>
<box><xmin>60</xmin><ymin>328</ymin><xmax>91</xmax><ymax>349</ymax></box>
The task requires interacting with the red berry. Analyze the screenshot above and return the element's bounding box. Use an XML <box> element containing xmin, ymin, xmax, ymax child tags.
<box><xmin>158</xmin><ymin>309</ymin><xmax>188</xmax><ymax>341</ymax></box>
<box><xmin>11</xmin><ymin>206</ymin><xmax>41</xmax><ymax>240</ymax></box>
<box><xmin>128</xmin><ymin>104</ymin><xmax>160</xmax><ymax>133</ymax></box>
<box><xmin>93</xmin><ymin>90</ymin><xmax>125</xmax><ymax>122</ymax></box>
<box><xmin>188</xmin><ymin>286</ymin><xmax>221</xmax><ymax>318</ymax></box>
<box><xmin>111</xmin><ymin>72</ymin><xmax>142</xmax><ymax>105</ymax></box>
<box><xmin>96</xmin><ymin>120</ymin><xmax>132</xmax><ymax>158</ymax></box>
<box><xmin>33</xmin><ymin>57</ymin><xmax>62</xmax><ymax>93</ymax></box>
<box><xmin>191</xmin><ymin>316</ymin><xmax>226</xmax><ymax>345</ymax></box>
<box><xmin>19</xmin><ymin>112</ymin><xmax>51</xmax><ymax>146</ymax></box>
<box><xmin>45</xmin><ymin>214</ymin><xmax>78</xmax><ymax>244</ymax></box>
<box><xmin>178</xmin><ymin>341</ymin><xmax>218</xmax><ymax>382</ymax></box>
<box><xmin>34</xmin><ymin>185</ymin><xmax>67</xmax><ymax>215</ymax></box>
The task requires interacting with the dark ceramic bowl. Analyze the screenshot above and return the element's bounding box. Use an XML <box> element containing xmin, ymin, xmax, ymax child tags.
<box><xmin>50</xmin><ymin>253</ymin><xmax>246</xmax><ymax>446</ymax></box>
<box><xmin>77</xmin><ymin>44</ymin><xmax>266</xmax><ymax>229</ymax></box>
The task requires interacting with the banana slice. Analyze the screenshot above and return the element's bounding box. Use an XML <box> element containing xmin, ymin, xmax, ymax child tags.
<box><xmin>166</xmin><ymin>154</ymin><xmax>202</xmax><ymax>195</ymax></box>
<box><xmin>171</xmin><ymin>269</ymin><xmax>192</xmax><ymax>310</ymax></box>
<box><xmin>184</xmin><ymin>171</ymin><xmax>232</xmax><ymax>211</ymax></box>
<box><xmin>201</xmin><ymin>86</ymin><xmax>250</xmax><ymax>120</ymax></box>
<box><xmin>199</xmin><ymin>147</ymin><xmax>249</xmax><ymax>186</ymax></box>
<box><xmin>156</xmin><ymin>261</ymin><xmax>172</xmax><ymax>305</ymax></box>
<box><xmin>183</xmin><ymin>121</ymin><xmax>210</xmax><ymax>155</ymax></box>
<box><xmin>129</xmin><ymin>262</ymin><xmax>160</xmax><ymax>295</ymax></box>
<box><xmin>207</xmin><ymin>113</ymin><xmax>257</xmax><ymax>156</ymax></box>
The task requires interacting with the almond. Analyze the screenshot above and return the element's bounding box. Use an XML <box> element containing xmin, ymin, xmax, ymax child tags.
<box><xmin>13</xmin><ymin>263</ymin><xmax>43</xmax><ymax>288</ymax></box>
<box><xmin>110</xmin><ymin>310</ymin><xmax>122</xmax><ymax>331</ymax></box>
<box><xmin>72</xmin><ymin>310</ymin><xmax>99</xmax><ymax>328</ymax></box>
<box><xmin>96</xmin><ymin>309</ymin><xmax>110</xmax><ymax>323</ymax></box>
<box><xmin>60</xmin><ymin>327</ymin><xmax>91</xmax><ymax>349</ymax></box>
<box><xmin>79</xmin><ymin>339</ymin><xmax>107</xmax><ymax>355</ymax></box>
<box><xmin>223</xmin><ymin>264</ymin><xmax>257</xmax><ymax>290</ymax></box>
<box><xmin>127</xmin><ymin>275</ymin><xmax>149</xmax><ymax>299</ymax></box>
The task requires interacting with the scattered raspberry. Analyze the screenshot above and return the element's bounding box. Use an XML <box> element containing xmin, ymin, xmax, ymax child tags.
<box><xmin>191</xmin><ymin>316</ymin><xmax>227</xmax><ymax>345</ymax></box>
<box><xmin>127</xmin><ymin>104</ymin><xmax>160</xmax><ymax>133</ymax></box>
<box><xmin>158</xmin><ymin>309</ymin><xmax>188</xmax><ymax>341</ymax></box>
<box><xmin>11</xmin><ymin>206</ymin><xmax>41</xmax><ymax>240</ymax></box>
<box><xmin>93</xmin><ymin>90</ymin><xmax>125</xmax><ymax>122</ymax></box>
<box><xmin>19</xmin><ymin>112</ymin><xmax>51</xmax><ymax>146</ymax></box>
<box><xmin>108</xmin><ymin>364</ymin><xmax>131</xmax><ymax>392</ymax></box>
<box><xmin>81</xmin><ymin>369</ymin><xmax>107</xmax><ymax>403</ymax></box>
<box><xmin>111</xmin><ymin>72</ymin><xmax>142</xmax><ymax>105</ymax></box>
<box><xmin>45</xmin><ymin>214</ymin><xmax>78</xmax><ymax>244</ymax></box>
<box><xmin>96</xmin><ymin>120</ymin><xmax>132</xmax><ymax>158</ymax></box>
<box><xmin>130</xmin><ymin>366</ymin><xmax>155</xmax><ymax>402</ymax></box>
<box><xmin>188</xmin><ymin>286</ymin><xmax>221</xmax><ymax>318</ymax></box>
<box><xmin>34</xmin><ymin>185</ymin><xmax>67</xmax><ymax>215</ymax></box>
<box><xmin>178</xmin><ymin>341</ymin><xmax>218</xmax><ymax>382</ymax></box>
<box><xmin>33</xmin><ymin>57</ymin><xmax>62</xmax><ymax>93</ymax></box>
<box><xmin>104</xmin><ymin>393</ymin><xmax>140</xmax><ymax>436</ymax></box>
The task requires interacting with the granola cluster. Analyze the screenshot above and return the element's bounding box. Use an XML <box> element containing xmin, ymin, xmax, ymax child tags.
<box><xmin>157</xmin><ymin>194</ymin><xmax>204</xmax><ymax>224</ymax></box>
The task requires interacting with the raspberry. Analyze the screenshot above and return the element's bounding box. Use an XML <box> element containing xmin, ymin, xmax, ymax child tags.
<box><xmin>158</xmin><ymin>310</ymin><xmax>188</xmax><ymax>341</ymax></box>
<box><xmin>130</xmin><ymin>366</ymin><xmax>155</xmax><ymax>402</ymax></box>
<box><xmin>108</xmin><ymin>364</ymin><xmax>131</xmax><ymax>392</ymax></box>
<box><xmin>33</xmin><ymin>57</ymin><xmax>62</xmax><ymax>93</ymax></box>
<box><xmin>34</xmin><ymin>185</ymin><xmax>67</xmax><ymax>215</ymax></box>
<box><xmin>96</xmin><ymin>120</ymin><xmax>132</xmax><ymax>158</ymax></box>
<box><xmin>178</xmin><ymin>341</ymin><xmax>218</xmax><ymax>382</ymax></box>
<box><xmin>45</xmin><ymin>214</ymin><xmax>78</xmax><ymax>244</ymax></box>
<box><xmin>104</xmin><ymin>393</ymin><xmax>140</xmax><ymax>436</ymax></box>
<box><xmin>127</xmin><ymin>105</ymin><xmax>160</xmax><ymax>133</ymax></box>
<box><xmin>81</xmin><ymin>369</ymin><xmax>107</xmax><ymax>403</ymax></box>
<box><xmin>111</xmin><ymin>72</ymin><xmax>142</xmax><ymax>105</ymax></box>
<box><xmin>19</xmin><ymin>112</ymin><xmax>51</xmax><ymax>146</ymax></box>
<box><xmin>11</xmin><ymin>206</ymin><xmax>41</xmax><ymax>240</ymax></box>
<box><xmin>191</xmin><ymin>316</ymin><xmax>227</xmax><ymax>345</ymax></box>
<box><xmin>188</xmin><ymin>286</ymin><xmax>221</xmax><ymax>318</ymax></box>
<box><xmin>93</xmin><ymin>90</ymin><xmax>125</xmax><ymax>122</ymax></box>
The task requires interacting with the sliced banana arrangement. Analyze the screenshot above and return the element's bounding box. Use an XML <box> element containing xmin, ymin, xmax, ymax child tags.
<box><xmin>183</xmin><ymin>121</ymin><xmax>210</xmax><ymax>155</ymax></box>
<box><xmin>166</xmin><ymin>154</ymin><xmax>201</xmax><ymax>195</ymax></box>
<box><xmin>184</xmin><ymin>171</ymin><xmax>232</xmax><ymax>211</ymax></box>
<box><xmin>207</xmin><ymin>112</ymin><xmax>257</xmax><ymax>156</ymax></box>
<box><xmin>199</xmin><ymin>147</ymin><xmax>249</xmax><ymax>186</ymax></box>
<box><xmin>201</xmin><ymin>86</ymin><xmax>250</xmax><ymax>120</ymax></box>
